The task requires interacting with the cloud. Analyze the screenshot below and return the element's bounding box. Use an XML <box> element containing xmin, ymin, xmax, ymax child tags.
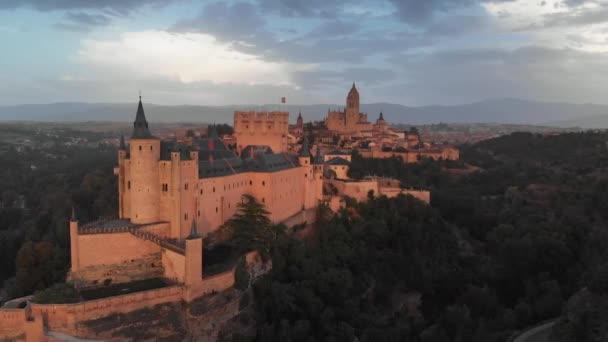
<box><xmin>0</xmin><ymin>0</ymin><xmax>176</xmax><ymax>15</ymax></box>
<box><xmin>54</xmin><ymin>12</ymin><xmax>112</xmax><ymax>32</ymax></box>
<box><xmin>76</xmin><ymin>30</ymin><xmax>314</xmax><ymax>86</ymax></box>
<box><xmin>380</xmin><ymin>45</ymin><xmax>608</xmax><ymax>105</ymax></box>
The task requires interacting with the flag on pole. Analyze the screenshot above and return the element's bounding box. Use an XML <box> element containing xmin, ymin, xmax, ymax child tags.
<box><xmin>281</xmin><ymin>97</ymin><xmax>286</xmax><ymax>103</ymax></box>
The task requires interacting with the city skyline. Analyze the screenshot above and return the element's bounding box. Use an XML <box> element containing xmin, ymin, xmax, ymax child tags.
<box><xmin>1</xmin><ymin>0</ymin><xmax>608</xmax><ymax>107</ymax></box>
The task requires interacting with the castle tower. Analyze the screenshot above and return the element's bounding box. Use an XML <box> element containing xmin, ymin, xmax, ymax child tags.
<box><xmin>117</xmin><ymin>134</ymin><xmax>128</xmax><ymax>219</ymax></box>
<box><xmin>129</xmin><ymin>97</ymin><xmax>161</xmax><ymax>224</ymax></box>
<box><xmin>298</xmin><ymin>137</ymin><xmax>311</xmax><ymax>167</ymax></box>
<box><xmin>312</xmin><ymin>146</ymin><xmax>324</xmax><ymax>202</ymax></box>
<box><xmin>184</xmin><ymin>220</ymin><xmax>203</xmax><ymax>301</ymax></box>
<box><xmin>69</xmin><ymin>207</ymin><xmax>80</xmax><ymax>272</ymax></box>
<box><xmin>346</xmin><ymin>82</ymin><xmax>360</xmax><ymax>129</ymax></box>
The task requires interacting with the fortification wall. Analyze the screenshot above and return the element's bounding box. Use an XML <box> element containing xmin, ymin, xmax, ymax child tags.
<box><xmin>359</xmin><ymin>149</ymin><xmax>459</xmax><ymax>162</ymax></box>
<box><xmin>29</xmin><ymin>286</ymin><xmax>183</xmax><ymax>333</ymax></box>
<box><xmin>379</xmin><ymin>188</ymin><xmax>431</xmax><ymax>204</ymax></box>
<box><xmin>329</xmin><ymin>179</ymin><xmax>379</xmax><ymax>202</ymax></box>
<box><xmin>72</xmin><ymin>233</ymin><xmax>163</xmax><ymax>286</ymax></box>
<box><xmin>162</xmin><ymin>247</ymin><xmax>186</xmax><ymax>284</ymax></box>
<box><xmin>0</xmin><ymin>308</ymin><xmax>26</xmax><ymax>340</ymax></box>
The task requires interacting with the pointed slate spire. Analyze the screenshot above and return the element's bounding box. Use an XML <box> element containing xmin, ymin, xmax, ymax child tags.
<box><xmin>297</xmin><ymin>111</ymin><xmax>302</xmax><ymax>119</ymax></box>
<box><xmin>313</xmin><ymin>145</ymin><xmax>324</xmax><ymax>164</ymax></box>
<box><xmin>299</xmin><ymin>137</ymin><xmax>311</xmax><ymax>157</ymax></box>
<box><xmin>208</xmin><ymin>124</ymin><xmax>219</xmax><ymax>139</ymax></box>
<box><xmin>70</xmin><ymin>206</ymin><xmax>77</xmax><ymax>222</ymax></box>
<box><xmin>187</xmin><ymin>220</ymin><xmax>200</xmax><ymax>240</ymax></box>
<box><xmin>119</xmin><ymin>133</ymin><xmax>126</xmax><ymax>150</ymax></box>
<box><xmin>379</xmin><ymin>111</ymin><xmax>384</xmax><ymax>121</ymax></box>
<box><xmin>132</xmin><ymin>95</ymin><xmax>153</xmax><ymax>139</ymax></box>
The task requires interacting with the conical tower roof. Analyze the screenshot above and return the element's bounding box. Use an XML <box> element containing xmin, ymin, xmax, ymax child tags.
<box><xmin>313</xmin><ymin>146</ymin><xmax>324</xmax><ymax>164</ymax></box>
<box><xmin>70</xmin><ymin>206</ymin><xmax>77</xmax><ymax>222</ymax></box>
<box><xmin>187</xmin><ymin>220</ymin><xmax>200</xmax><ymax>240</ymax></box>
<box><xmin>299</xmin><ymin>137</ymin><xmax>311</xmax><ymax>157</ymax></box>
<box><xmin>132</xmin><ymin>96</ymin><xmax>154</xmax><ymax>139</ymax></box>
<box><xmin>119</xmin><ymin>133</ymin><xmax>126</xmax><ymax>150</ymax></box>
<box><xmin>208</xmin><ymin>124</ymin><xmax>219</xmax><ymax>139</ymax></box>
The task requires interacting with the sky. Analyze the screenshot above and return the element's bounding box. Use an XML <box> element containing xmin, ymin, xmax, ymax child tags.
<box><xmin>1</xmin><ymin>0</ymin><xmax>608</xmax><ymax>106</ymax></box>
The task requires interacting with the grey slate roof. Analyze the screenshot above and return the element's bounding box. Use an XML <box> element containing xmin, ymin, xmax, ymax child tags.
<box><xmin>131</xmin><ymin>97</ymin><xmax>155</xmax><ymax>139</ymax></box>
<box><xmin>326</xmin><ymin>157</ymin><xmax>351</xmax><ymax>166</ymax></box>
<box><xmin>326</xmin><ymin>149</ymin><xmax>350</xmax><ymax>156</ymax></box>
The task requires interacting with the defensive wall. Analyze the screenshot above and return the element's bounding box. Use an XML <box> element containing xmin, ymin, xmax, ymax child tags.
<box><xmin>0</xmin><ymin>251</ymin><xmax>269</xmax><ymax>341</ymax></box>
<box><xmin>359</xmin><ymin>148</ymin><xmax>459</xmax><ymax>162</ymax></box>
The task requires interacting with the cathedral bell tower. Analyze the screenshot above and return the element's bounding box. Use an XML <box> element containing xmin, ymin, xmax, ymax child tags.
<box><xmin>346</xmin><ymin>82</ymin><xmax>360</xmax><ymax>129</ymax></box>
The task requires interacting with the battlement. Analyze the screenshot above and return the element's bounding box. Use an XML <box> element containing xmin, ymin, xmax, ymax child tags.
<box><xmin>234</xmin><ymin>111</ymin><xmax>290</xmax><ymax>153</ymax></box>
<box><xmin>234</xmin><ymin>111</ymin><xmax>289</xmax><ymax>122</ymax></box>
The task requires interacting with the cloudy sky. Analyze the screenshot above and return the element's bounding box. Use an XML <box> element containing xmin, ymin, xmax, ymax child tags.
<box><xmin>1</xmin><ymin>0</ymin><xmax>608</xmax><ymax>106</ymax></box>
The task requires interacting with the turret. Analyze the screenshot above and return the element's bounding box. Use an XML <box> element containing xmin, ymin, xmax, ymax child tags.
<box><xmin>69</xmin><ymin>207</ymin><xmax>80</xmax><ymax>272</ymax></box>
<box><xmin>117</xmin><ymin>134</ymin><xmax>128</xmax><ymax>218</ymax></box>
<box><xmin>184</xmin><ymin>220</ymin><xmax>203</xmax><ymax>301</ymax></box>
<box><xmin>129</xmin><ymin>96</ymin><xmax>161</xmax><ymax>224</ymax></box>
<box><xmin>298</xmin><ymin>137</ymin><xmax>311</xmax><ymax>166</ymax></box>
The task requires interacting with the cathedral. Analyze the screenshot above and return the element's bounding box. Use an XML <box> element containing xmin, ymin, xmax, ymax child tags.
<box><xmin>325</xmin><ymin>83</ymin><xmax>373</xmax><ymax>132</ymax></box>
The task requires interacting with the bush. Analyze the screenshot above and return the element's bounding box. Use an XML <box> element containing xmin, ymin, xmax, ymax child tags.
<box><xmin>32</xmin><ymin>283</ymin><xmax>79</xmax><ymax>304</ymax></box>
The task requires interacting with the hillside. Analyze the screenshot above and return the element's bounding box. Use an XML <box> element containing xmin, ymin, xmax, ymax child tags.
<box><xmin>1</xmin><ymin>99</ymin><xmax>607</xmax><ymax>126</ymax></box>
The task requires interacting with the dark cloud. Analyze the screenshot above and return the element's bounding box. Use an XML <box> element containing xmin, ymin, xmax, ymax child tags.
<box><xmin>379</xmin><ymin>46</ymin><xmax>608</xmax><ymax>105</ymax></box>
<box><xmin>172</xmin><ymin>2</ymin><xmax>266</xmax><ymax>41</ymax></box>
<box><xmin>255</xmin><ymin>0</ymin><xmax>355</xmax><ymax>17</ymax></box>
<box><xmin>171</xmin><ymin>2</ymin><xmax>428</xmax><ymax>65</ymax></box>
<box><xmin>0</xmin><ymin>0</ymin><xmax>176</xmax><ymax>15</ymax></box>
<box><xmin>54</xmin><ymin>12</ymin><xmax>112</xmax><ymax>32</ymax></box>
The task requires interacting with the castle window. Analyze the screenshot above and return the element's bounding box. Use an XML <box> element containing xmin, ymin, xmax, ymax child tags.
<box><xmin>150</xmin><ymin>146</ymin><xmax>153</xmax><ymax>151</ymax></box>
<box><xmin>262</xmin><ymin>181</ymin><xmax>265</xmax><ymax>186</ymax></box>
<box><xmin>185</xmin><ymin>183</ymin><xmax>189</xmax><ymax>190</ymax></box>
<box><xmin>262</xmin><ymin>198</ymin><xmax>265</xmax><ymax>203</ymax></box>
<box><xmin>213</xmin><ymin>187</ymin><xmax>216</xmax><ymax>193</ymax></box>
<box><xmin>215</xmin><ymin>207</ymin><xmax>218</xmax><ymax>213</ymax></box>
<box><xmin>139</xmin><ymin>145</ymin><xmax>142</xmax><ymax>151</ymax></box>
<box><xmin>200</xmin><ymin>189</ymin><xmax>203</xmax><ymax>195</ymax></box>
<box><xmin>184</xmin><ymin>213</ymin><xmax>188</xmax><ymax>220</ymax></box>
<box><xmin>127</xmin><ymin>181</ymin><xmax>131</xmax><ymax>190</ymax></box>
<box><xmin>198</xmin><ymin>210</ymin><xmax>201</xmax><ymax>217</ymax></box>
<box><xmin>305</xmin><ymin>173</ymin><xmax>307</xmax><ymax>178</ymax></box>
<box><xmin>249</xmin><ymin>181</ymin><xmax>252</xmax><ymax>186</ymax></box>
<box><xmin>228</xmin><ymin>203</ymin><xmax>231</xmax><ymax>208</ymax></box>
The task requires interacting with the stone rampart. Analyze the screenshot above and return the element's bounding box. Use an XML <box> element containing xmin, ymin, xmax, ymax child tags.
<box><xmin>29</xmin><ymin>285</ymin><xmax>183</xmax><ymax>332</ymax></box>
<box><xmin>0</xmin><ymin>308</ymin><xmax>26</xmax><ymax>340</ymax></box>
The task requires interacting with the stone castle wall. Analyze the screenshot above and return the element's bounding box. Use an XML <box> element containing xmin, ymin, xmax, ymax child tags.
<box><xmin>71</xmin><ymin>232</ymin><xmax>165</xmax><ymax>287</ymax></box>
<box><xmin>359</xmin><ymin>149</ymin><xmax>459</xmax><ymax>162</ymax></box>
<box><xmin>30</xmin><ymin>286</ymin><xmax>183</xmax><ymax>333</ymax></box>
<box><xmin>0</xmin><ymin>308</ymin><xmax>26</xmax><ymax>340</ymax></box>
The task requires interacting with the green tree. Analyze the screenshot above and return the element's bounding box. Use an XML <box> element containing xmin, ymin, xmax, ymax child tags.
<box><xmin>228</xmin><ymin>194</ymin><xmax>285</xmax><ymax>259</ymax></box>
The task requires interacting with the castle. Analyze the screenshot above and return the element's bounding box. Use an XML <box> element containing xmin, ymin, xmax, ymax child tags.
<box><xmin>0</xmin><ymin>89</ymin><xmax>433</xmax><ymax>341</ymax></box>
<box><xmin>325</xmin><ymin>83</ymin><xmax>373</xmax><ymax>132</ymax></box>
<box><xmin>66</xmin><ymin>98</ymin><xmax>325</xmax><ymax>289</ymax></box>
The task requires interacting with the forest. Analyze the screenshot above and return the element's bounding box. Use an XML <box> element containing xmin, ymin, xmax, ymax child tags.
<box><xmin>238</xmin><ymin>131</ymin><xmax>608</xmax><ymax>341</ymax></box>
<box><xmin>1</xmin><ymin>129</ymin><xmax>607</xmax><ymax>341</ymax></box>
<box><xmin>0</xmin><ymin>126</ymin><xmax>118</xmax><ymax>299</ymax></box>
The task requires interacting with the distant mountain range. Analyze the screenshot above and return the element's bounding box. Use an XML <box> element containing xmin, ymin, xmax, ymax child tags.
<box><xmin>0</xmin><ymin>98</ymin><xmax>607</xmax><ymax>128</ymax></box>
